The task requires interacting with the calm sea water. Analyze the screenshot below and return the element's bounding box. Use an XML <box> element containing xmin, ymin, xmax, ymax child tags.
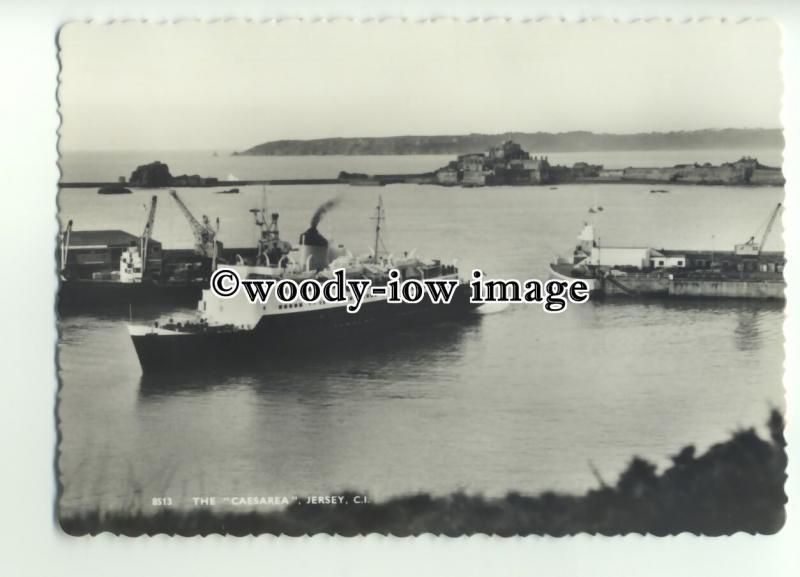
<box><xmin>57</xmin><ymin>151</ymin><xmax>785</xmax><ymax>515</ymax></box>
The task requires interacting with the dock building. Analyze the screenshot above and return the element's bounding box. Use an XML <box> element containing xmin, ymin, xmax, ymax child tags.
<box><xmin>61</xmin><ymin>230</ymin><xmax>163</xmax><ymax>280</ymax></box>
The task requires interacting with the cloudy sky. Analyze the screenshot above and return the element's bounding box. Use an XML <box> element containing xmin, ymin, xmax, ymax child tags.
<box><xmin>58</xmin><ymin>20</ymin><xmax>783</xmax><ymax>151</ymax></box>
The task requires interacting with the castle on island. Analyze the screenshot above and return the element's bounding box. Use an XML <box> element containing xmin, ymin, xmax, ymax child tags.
<box><xmin>434</xmin><ymin>141</ymin><xmax>572</xmax><ymax>186</ymax></box>
<box><xmin>431</xmin><ymin>141</ymin><xmax>783</xmax><ymax>187</ymax></box>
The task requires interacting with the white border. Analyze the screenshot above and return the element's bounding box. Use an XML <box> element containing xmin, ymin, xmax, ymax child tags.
<box><xmin>0</xmin><ymin>2</ymin><xmax>797</xmax><ymax>576</ymax></box>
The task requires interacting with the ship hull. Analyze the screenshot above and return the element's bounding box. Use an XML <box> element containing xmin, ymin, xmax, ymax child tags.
<box><xmin>58</xmin><ymin>247</ymin><xmax>258</xmax><ymax>314</ymax></box>
<box><xmin>58</xmin><ymin>279</ymin><xmax>204</xmax><ymax>314</ymax></box>
<box><xmin>129</xmin><ymin>285</ymin><xmax>480</xmax><ymax>372</ymax></box>
<box><xmin>549</xmin><ymin>263</ymin><xmax>785</xmax><ymax>300</ymax></box>
<box><xmin>548</xmin><ymin>262</ymin><xmax>599</xmax><ymax>292</ymax></box>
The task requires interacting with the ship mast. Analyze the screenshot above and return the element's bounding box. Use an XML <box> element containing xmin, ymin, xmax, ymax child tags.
<box><xmin>372</xmin><ymin>195</ymin><xmax>385</xmax><ymax>261</ymax></box>
<box><xmin>250</xmin><ymin>189</ymin><xmax>269</xmax><ymax>262</ymax></box>
<box><xmin>250</xmin><ymin>189</ymin><xmax>269</xmax><ymax>241</ymax></box>
<box><xmin>249</xmin><ymin>188</ymin><xmax>291</xmax><ymax>266</ymax></box>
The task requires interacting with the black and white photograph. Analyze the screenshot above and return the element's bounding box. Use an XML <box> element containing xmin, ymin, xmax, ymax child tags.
<box><xmin>54</xmin><ymin>20</ymin><xmax>787</xmax><ymax>536</ymax></box>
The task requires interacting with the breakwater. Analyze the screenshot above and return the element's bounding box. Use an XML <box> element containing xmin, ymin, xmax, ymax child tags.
<box><xmin>586</xmin><ymin>163</ymin><xmax>784</xmax><ymax>186</ymax></box>
<box><xmin>669</xmin><ymin>278</ymin><xmax>786</xmax><ymax>299</ymax></box>
<box><xmin>597</xmin><ymin>275</ymin><xmax>786</xmax><ymax>300</ymax></box>
<box><xmin>59</xmin><ymin>178</ymin><xmax>341</xmax><ymax>189</ymax></box>
<box><xmin>60</xmin><ymin>160</ymin><xmax>342</xmax><ymax>189</ymax></box>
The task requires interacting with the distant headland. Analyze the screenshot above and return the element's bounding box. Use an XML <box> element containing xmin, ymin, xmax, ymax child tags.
<box><xmin>234</xmin><ymin>128</ymin><xmax>783</xmax><ymax>156</ymax></box>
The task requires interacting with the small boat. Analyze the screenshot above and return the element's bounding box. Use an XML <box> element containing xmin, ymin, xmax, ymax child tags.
<box><xmin>588</xmin><ymin>192</ymin><xmax>603</xmax><ymax>214</ymax></box>
<box><xmin>97</xmin><ymin>185</ymin><xmax>132</xmax><ymax>195</ymax></box>
<box><xmin>217</xmin><ymin>188</ymin><xmax>240</xmax><ymax>194</ymax></box>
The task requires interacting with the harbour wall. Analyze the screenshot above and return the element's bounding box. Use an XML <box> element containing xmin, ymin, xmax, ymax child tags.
<box><xmin>669</xmin><ymin>279</ymin><xmax>786</xmax><ymax>300</ymax></box>
<box><xmin>353</xmin><ymin>164</ymin><xmax>784</xmax><ymax>188</ymax></box>
<box><xmin>596</xmin><ymin>273</ymin><xmax>785</xmax><ymax>300</ymax></box>
<box><xmin>749</xmin><ymin>169</ymin><xmax>786</xmax><ymax>186</ymax></box>
<box><xmin>599</xmin><ymin>274</ymin><xmax>670</xmax><ymax>296</ymax></box>
<box><xmin>614</xmin><ymin>165</ymin><xmax>784</xmax><ymax>186</ymax></box>
<box><xmin>60</xmin><ymin>178</ymin><xmax>341</xmax><ymax>189</ymax></box>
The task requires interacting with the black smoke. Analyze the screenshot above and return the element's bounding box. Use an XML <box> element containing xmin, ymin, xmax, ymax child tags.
<box><xmin>310</xmin><ymin>198</ymin><xmax>340</xmax><ymax>229</ymax></box>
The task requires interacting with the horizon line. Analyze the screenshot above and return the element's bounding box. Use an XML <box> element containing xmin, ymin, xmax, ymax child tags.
<box><xmin>59</xmin><ymin>126</ymin><xmax>785</xmax><ymax>154</ymax></box>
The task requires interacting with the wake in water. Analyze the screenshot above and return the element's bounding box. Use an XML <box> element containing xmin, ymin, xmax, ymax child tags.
<box><xmin>478</xmin><ymin>302</ymin><xmax>511</xmax><ymax>315</ymax></box>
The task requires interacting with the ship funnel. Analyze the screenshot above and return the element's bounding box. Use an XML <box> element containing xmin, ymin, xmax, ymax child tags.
<box><xmin>299</xmin><ymin>198</ymin><xmax>338</xmax><ymax>270</ymax></box>
<box><xmin>298</xmin><ymin>226</ymin><xmax>330</xmax><ymax>271</ymax></box>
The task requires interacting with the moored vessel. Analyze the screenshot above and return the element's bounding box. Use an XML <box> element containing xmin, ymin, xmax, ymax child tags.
<box><xmin>58</xmin><ymin>191</ymin><xmax>244</xmax><ymax>313</ymax></box>
<box><xmin>550</xmin><ymin>203</ymin><xmax>785</xmax><ymax>300</ymax></box>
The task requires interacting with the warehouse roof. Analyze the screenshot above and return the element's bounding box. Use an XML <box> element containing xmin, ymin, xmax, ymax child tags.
<box><xmin>68</xmin><ymin>229</ymin><xmax>154</xmax><ymax>248</ymax></box>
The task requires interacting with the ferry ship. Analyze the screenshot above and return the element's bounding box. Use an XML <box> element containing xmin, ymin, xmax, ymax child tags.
<box><xmin>127</xmin><ymin>197</ymin><xmax>480</xmax><ymax>372</ymax></box>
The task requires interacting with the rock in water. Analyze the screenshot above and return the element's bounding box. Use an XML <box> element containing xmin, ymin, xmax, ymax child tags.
<box><xmin>129</xmin><ymin>161</ymin><xmax>173</xmax><ymax>187</ymax></box>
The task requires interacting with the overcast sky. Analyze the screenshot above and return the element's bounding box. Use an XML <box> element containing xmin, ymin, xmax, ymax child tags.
<box><xmin>58</xmin><ymin>20</ymin><xmax>783</xmax><ymax>151</ymax></box>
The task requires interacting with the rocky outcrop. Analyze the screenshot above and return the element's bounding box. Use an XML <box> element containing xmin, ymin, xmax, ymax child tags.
<box><xmin>128</xmin><ymin>162</ymin><xmax>219</xmax><ymax>187</ymax></box>
<box><xmin>129</xmin><ymin>161</ymin><xmax>173</xmax><ymax>187</ymax></box>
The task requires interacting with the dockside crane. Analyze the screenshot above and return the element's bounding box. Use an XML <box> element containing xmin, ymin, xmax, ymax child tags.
<box><xmin>735</xmin><ymin>202</ymin><xmax>782</xmax><ymax>256</ymax></box>
<box><xmin>59</xmin><ymin>219</ymin><xmax>73</xmax><ymax>278</ymax></box>
<box><xmin>169</xmin><ymin>189</ymin><xmax>223</xmax><ymax>267</ymax></box>
<box><xmin>140</xmin><ymin>195</ymin><xmax>157</xmax><ymax>276</ymax></box>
